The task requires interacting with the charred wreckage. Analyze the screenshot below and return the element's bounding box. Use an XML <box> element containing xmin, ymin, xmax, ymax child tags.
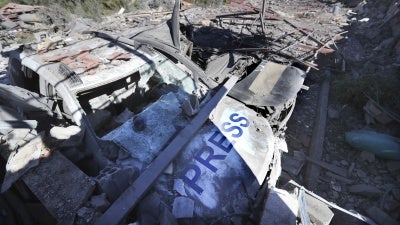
<box><xmin>0</xmin><ymin>1</ymin><xmax>379</xmax><ymax>225</ymax></box>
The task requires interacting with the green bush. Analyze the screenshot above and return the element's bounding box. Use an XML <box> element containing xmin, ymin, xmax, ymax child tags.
<box><xmin>332</xmin><ymin>74</ymin><xmax>400</xmax><ymax>114</ymax></box>
<box><xmin>0</xmin><ymin>0</ymin><xmax>11</xmax><ymax>7</ymax></box>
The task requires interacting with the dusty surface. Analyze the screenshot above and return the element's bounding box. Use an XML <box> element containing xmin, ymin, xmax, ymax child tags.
<box><xmin>285</xmin><ymin>0</ymin><xmax>400</xmax><ymax>222</ymax></box>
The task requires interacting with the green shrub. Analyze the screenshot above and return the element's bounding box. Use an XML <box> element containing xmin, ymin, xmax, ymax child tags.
<box><xmin>332</xmin><ymin>74</ymin><xmax>400</xmax><ymax>114</ymax></box>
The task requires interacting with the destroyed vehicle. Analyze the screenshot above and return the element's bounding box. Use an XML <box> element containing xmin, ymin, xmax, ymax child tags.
<box><xmin>0</xmin><ymin>9</ymin><xmax>310</xmax><ymax>225</ymax></box>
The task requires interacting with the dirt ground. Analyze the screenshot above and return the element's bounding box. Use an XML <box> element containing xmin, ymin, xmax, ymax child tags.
<box><xmin>284</xmin><ymin>0</ymin><xmax>400</xmax><ymax>222</ymax></box>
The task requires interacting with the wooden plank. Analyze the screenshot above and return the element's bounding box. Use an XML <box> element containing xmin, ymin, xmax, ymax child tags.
<box><xmin>305</xmin><ymin>79</ymin><xmax>330</xmax><ymax>190</ymax></box>
<box><xmin>95</xmin><ymin>76</ymin><xmax>239</xmax><ymax>225</ymax></box>
<box><xmin>306</xmin><ymin>157</ymin><xmax>348</xmax><ymax>178</ymax></box>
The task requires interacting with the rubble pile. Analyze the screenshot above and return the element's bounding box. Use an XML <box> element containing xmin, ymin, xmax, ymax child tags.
<box><xmin>284</xmin><ymin>0</ymin><xmax>400</xmax><ymax>224</ymax></box>
<box><xmin>340</xmin><ymin>0</ymin><xmax>400</xmax><ymax>76</ymax></box>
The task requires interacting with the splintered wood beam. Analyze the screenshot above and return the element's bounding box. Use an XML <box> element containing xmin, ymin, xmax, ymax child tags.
<box><xmin>305</xmin><ymin>79</ymin><xmax>330</xmax><ymax>190</ymax></box>
<box><xmin>95</xmin><ymin>75</ymin><xmax>239</xmax><ymax>225</ymax></box>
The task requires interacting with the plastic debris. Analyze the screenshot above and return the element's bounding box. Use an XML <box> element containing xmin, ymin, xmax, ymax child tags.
<box><xmin>345</xmin><ymin>130</ymin><xmax>400</xmax><ymax>160</ymax></box>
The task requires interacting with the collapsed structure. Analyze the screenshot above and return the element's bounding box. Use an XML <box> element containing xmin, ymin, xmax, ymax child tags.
<box><xmin>0</xmin><ymin>1</ymin><xmax>394</xmax><ymax>225</ymax></box>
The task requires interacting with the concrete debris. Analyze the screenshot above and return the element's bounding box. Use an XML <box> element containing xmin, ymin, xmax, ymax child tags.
<box><xmin>89</xmin><ymin>193</ymin><xmax>110</xmax><ymax>212</ymax></box>
<box><xmin>172</xmin><ymin>197</ymin><xmax>195</xmax><ymax>219</ymax></box>
<box><xmin>76</xmin><ymin>207</ymin><xmax>99</xmax><ymax>225</ymax></box>
<box><xmin>348</xmin><ymin>184</ymin><xmax>381</xmax><ymax>198</ymax></box>
<box><xmin>173</xmin><ymin>179</ymin><xmax>187</xmax><ymax>196</ymax></box>
<box><xmin>95</xmin><ymin>166</ymin><xmax>138</xmax><ymax>201</ymax></box>
<box><xmin>1</xmin><ymin>134</ymin><xmax>43</xmax><ymax>192</ymax></box>
<box><xmin>50</xmin><ymin>125</ymin><xmax>82</xmax><ymax>140</ymax></box>
<box><xmin>366</xmin><ymin>206</ymin><xmax>399</xmax><ymax>225</ymax></box>
<box><xmin>305</xmin><ymin>193</ymin><xmax>335</xmax><ymax>225</ymax></box>
<box><xmin>259</xmin><ymin>188</ymin><xmax>298</xmax><ymax>225</ymax></box>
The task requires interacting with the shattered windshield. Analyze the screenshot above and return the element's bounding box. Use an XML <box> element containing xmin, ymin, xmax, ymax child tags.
<box><xmin>138</xmin><ymin>54</ymin><xmax>196</xmax><ymax>95</ymax></box>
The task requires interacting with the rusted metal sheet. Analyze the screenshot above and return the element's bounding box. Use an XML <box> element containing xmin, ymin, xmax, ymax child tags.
<box><xmin>60</xmin><ymin>52</ymin><xmax>100</xmax><ymax>73</ymax></box>
<box><xmin>0</xmin><ymin>3</ymin><xmax>39</xmax><ymax>20</ymax></box>
<box><xmin>43</xmin><ymin>47</ymin><xmax>91</xmax><ymax>62</ymax></box>
<box><xmin>297</xmin><ymin>44</ymin><xmax>335</xmax><ymax>54</ymax></box>
<box><xmin>106</xmin><ymin>52</ymin><xmax>133</xmax><ymax>61</ymax></box>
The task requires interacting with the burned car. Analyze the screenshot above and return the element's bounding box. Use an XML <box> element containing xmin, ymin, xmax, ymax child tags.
<box><xmin>0</xmin><ymin>4</ymin><xmax>312</xmax><ymax>225</ymax></box>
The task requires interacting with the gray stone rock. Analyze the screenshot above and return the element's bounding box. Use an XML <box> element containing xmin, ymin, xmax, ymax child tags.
<box><xmin>90</xmin><ymin>193</ymin><xmax>110</xmax><ymax>212</ymax></box>
<box><xmin>348</xmin><ymin>184</ymin><xmax>381</xmax><ymax>198</ymax></box>
<box><xmin>172</xmin><ymin>197</ymin><xmax>194</xmax><ymax>219</ymax></box>
<box><xmin>96</xmin><ymin>166</ymin><xmax>138</xmax><ymax>201</ymax></box>
<box><xmin>76</xmin><ymin>207</ymin><xmax>96</xmax><ymax>224</ymax></box>
<box><xmin>359</xmin><ymin>151</ymin><xmax>375</xmax><ymax>162</ymax></box>
<box><xmin>1</xmin><ymin>20</ymin><xmax>18</xmax><ymax>29</ymax></box>
<box><xmin>19</xmin><ymin>13</ymin><xmax>43</xmax><ymax>23</ymax></box>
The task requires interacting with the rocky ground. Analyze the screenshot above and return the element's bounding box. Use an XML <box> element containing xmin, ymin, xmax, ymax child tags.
<box><xmin>285</xmin><ymin>0</ymin><xmax>400</xmax><ymax>223</ymax></box>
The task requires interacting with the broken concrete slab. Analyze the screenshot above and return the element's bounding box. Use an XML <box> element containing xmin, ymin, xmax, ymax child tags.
<box><xmin>259</xmin><ymin>188</ymin><xmax>298</xmax><ymax>225</ymax></box>
<box><xmin>49</xmin><ymin>125</ymin><xmax>82</xmax><ymax>140</ymax></box>
<box><xmin>1</xmin><ymin>134</ymin><xmax>43</xmax><ymax>192</ymax></box>
<box><xmin>172</xmin><ymin>196</ymin><xmax>194</xmax><ymax>219</ymax></box>
<box><xmin>305</xmin><ymin>193</ymin><xmax>334</xmax><ymax>225</ymax></box>
<box><xmin>1</xmin><ymin>128</ymin><xmax>37</xmax><ymax>152</ymax></box>
<box><xmin>348</xmin><ymin>184</ymin><xmax>381</xmax><ymax>198</ymax></box>
<box><xmin>22</xmin><ymin>151</ymin><xmax>95</xmax><ymax>225</ymax></box>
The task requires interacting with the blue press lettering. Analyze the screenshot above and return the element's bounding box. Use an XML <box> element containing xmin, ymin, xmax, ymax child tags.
<box><xmin>221</xmin><ymin>122</ymin><xmax>243</xmax><ymax>138</ymax></box>
<box><xmin>195</xmin><ymin>146</ymin><xmax>227</xmax><ymax>172</ymax></box>
<box><xmin>208</xmin><ymin>130</ymin><xmax>234</xmax><ymax>153</ymax></box>
<box><xmin>229</xmin><ymin>113</ymin><xmax>249</xmax><ymax>127</ymax></box>
<box><xmin>182</xmin><ymin>113</ymin><xmax>249</xmax><ymax>195</ymax></box>
<box><xmin>181</xmin><ymin>164</ymin><xmax>204</xmax><ymax>195</ymax></box>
